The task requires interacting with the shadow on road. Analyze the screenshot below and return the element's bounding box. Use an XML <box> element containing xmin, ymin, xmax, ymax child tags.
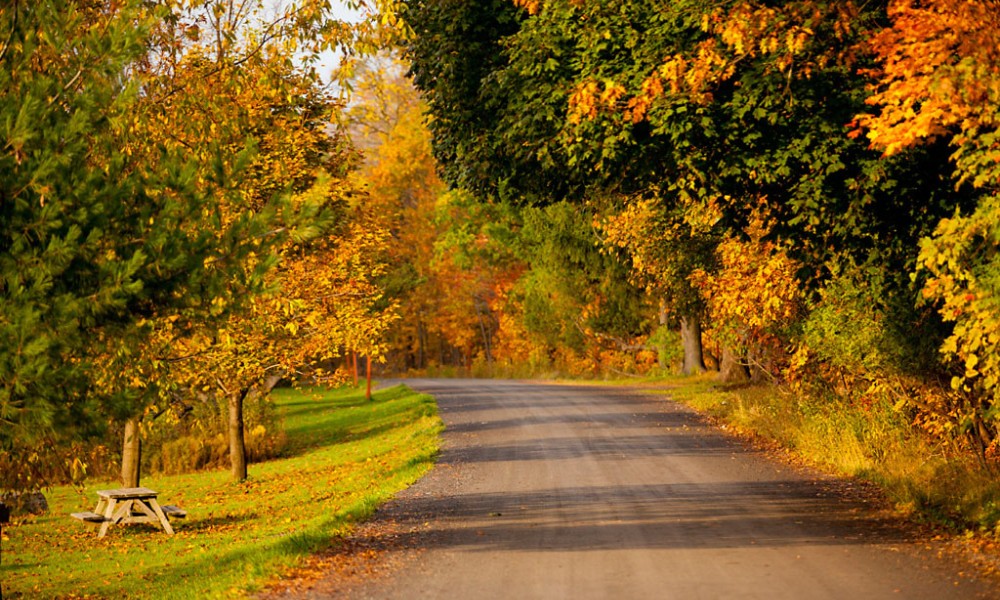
<box><xmin>369</xmin><ymin>478</ymin><xmax>910</xmax><ymax>554</ymax></box>
<box><xmin>358</xmin><ymin>379</ymin><xmax>914</xmax><ymax>556</ymax></box>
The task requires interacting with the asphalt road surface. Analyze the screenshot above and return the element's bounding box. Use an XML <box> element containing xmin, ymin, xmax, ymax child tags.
<box><xmin>277</xmin><ymin>379</ymin><xmax>999</xmax><ymax>599</ymax></box>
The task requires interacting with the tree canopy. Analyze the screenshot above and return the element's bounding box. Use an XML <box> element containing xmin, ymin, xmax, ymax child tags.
<box><xmin>396</xmin><ymin>0</ymin><xmax>1000</xmax><ymax>456</ymax></box>
<box><xmin>8</xmin><ymin>0</ymin><xmax>1000</xmax><ymax>493</ymax></box>
<box><xmin>0</xmin><ymin>0</ymin><xmax>392</xmax><ymax>489</ymax></box>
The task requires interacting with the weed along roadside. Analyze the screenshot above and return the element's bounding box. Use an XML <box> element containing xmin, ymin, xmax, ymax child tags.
<box><xmin>655</xmin><ymin>375</ymin><xmax>1000</xmax><ymax>540</ymax></box>
<box><xmin>0</xmin><ymin>385</ymin><xmax>442</xmax><ymax>599</ymax></box>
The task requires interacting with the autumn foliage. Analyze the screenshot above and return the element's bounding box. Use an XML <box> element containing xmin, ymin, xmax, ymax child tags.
<box><xmin>387</xmin><ymin>0</ymin><xmax>1000</xmax><ymax>482</ymax></box>
<box><xmin>861</xmin><ymin>0</ymin><xmax>1000</xmax><ymax>182</ymax></box>
<box><xmin>0</xmin><ymin>0</ymin><xmax>400</xmax><ymax>490</ymax></box>
<box><xmin>857</xmin><ymin>0</ymin><xmax>1000</xmax><ymax>453</ymax></box>
<box><xmin>9</xmin><ymin>0</ymin><xmax>1000</xmax><ymax>513</ymax></box>
<box><xmin>691</xmin><ymin>211</ymin><xmax>803</xmax><ymax>377</ymax></box>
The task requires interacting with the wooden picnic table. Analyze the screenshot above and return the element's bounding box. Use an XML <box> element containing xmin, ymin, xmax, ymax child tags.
<box><xmin>71</xmin><ymin>487</ymin><xmax>185</xmax><ymax>538</ymax></box>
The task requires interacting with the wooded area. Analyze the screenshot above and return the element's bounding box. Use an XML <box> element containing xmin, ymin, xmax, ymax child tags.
<box><xmin>3</xmin><ymin>0</ymin><xmax>1000</xmax><ymax>534</ymax></box>
<box><xmin>388</xmin><ymin>0</ymin><xmax>1000</xmax><ymax>470</ymax></box>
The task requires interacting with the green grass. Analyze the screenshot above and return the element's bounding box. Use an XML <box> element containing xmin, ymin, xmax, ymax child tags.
<box><xmin>1</xmin><ymin>384</ymin><xmax>442</xmax><ymax>599</ymax></box>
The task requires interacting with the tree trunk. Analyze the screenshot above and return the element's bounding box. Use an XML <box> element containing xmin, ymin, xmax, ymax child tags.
<box><xmin>351</xmin><ymin>351</ymin><xmax>358</xmax><ymax>387</ymax></box>
<box><xmin>366</xmin><ymin>355</ymin><xmax>372</xmax><ymax>401</ymax></box>
<box><xmin>263</xmin><ymin>373</ymin><xmax>283</xmax><ymax>394</ymax></box>
<box><xmin>417</xmin><ymin>320</ymin><xmax>427</xmax><ymax>370</ymax></box>
<box><xmin>121</xmin><ymin>418</ymin><xmax>141</xmax><ymax>488</ymax></box>
<box><xmin>474</xmin><ymin>297</ymin><xmax>493</xmax><ymax>364</ymax></box>
<box><xmin>229</xmin><ymin>389</ymin><xmax>249</xmax><ymax>482</ymax></box>
<box><xmin>680</xmin><ymin>316</ymin><xmax>707</xmax><ymax>376</ymax></box>
<box><xmin>718</xmin><ymin>347</ymin><xmax>750</xmax><ymax>383</ymax></box>
<box><xmin>656</xmin><ymin>299</ymin><xmax>671</xmax><ymax>369</ymax></box>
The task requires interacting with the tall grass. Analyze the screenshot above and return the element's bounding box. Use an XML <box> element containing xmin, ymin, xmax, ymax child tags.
<box><xmin>665</xmin><ymin>377</ymin><xmax>1000</xmax><ymax>533</ymax></box>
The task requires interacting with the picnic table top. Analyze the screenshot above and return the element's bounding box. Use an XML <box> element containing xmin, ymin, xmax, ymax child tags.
<box><xmin>96</xmin><ymin>487</ymin><xmax>158</xmax><ymax>499</ymax></box>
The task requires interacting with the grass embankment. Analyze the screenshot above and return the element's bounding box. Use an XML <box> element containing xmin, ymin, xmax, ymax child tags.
<box><xmin>658</xmin><ymin>375</ymin><xmax>1000</xmax><ymax>534</ymax></box>
<box><xmin>1</xmin><ymin>384</ymin><xmax>442</xmax><ymax>599</ymax></box>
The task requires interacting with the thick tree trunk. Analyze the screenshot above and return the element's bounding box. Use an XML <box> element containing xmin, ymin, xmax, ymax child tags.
<box><xmin>718</xmin><ymin>347</ymin><xmax>750</xmax><ymax>383</ymax></box>
<box><xmin>121</xmin><ymin>418</ymin><xmax>141</xmax><ymax>488</ymax></box>
<box><xmin>229</xmin><ymin>389</ymin><xmax>248</xmax><ymax>482</ymax></box>
<box><xmin>680</xmin><ymin>317</ymin><xmax>707</xmax><ymax>376</ymax></box>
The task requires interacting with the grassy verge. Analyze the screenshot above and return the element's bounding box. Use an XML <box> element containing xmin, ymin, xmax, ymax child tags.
<box><xmin>655</xmin><ymin>375</ymin><xmax>1000</xmax><ymax>534</ymax></box>
<box><xmin>0</xmin><ymin>384</ymin><xmax>442</xmax><ymax>599</ymax></box>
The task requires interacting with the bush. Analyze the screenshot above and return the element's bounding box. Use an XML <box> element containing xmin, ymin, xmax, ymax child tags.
<box><xmin>648</xmin><ymin>325</ymin><xmax>683</xmax><ymax>374</ymax></box>
<box><xmin>692</xmin><ymin>214</ymin><xmax>803</xmax><ymax>379</ymax></box>
<box><xmin>919</xmin><ymin>195</ymin><xmax>1000</xmax><ymax>457</ymax></box>
<box><xmin>800</xmin><ymin>264</ymin><xmax>896</xmax><ymax>375</ymax></box>
<box><xmin>0</xmin><ymin>438</ymin><xmax>118</xmax><ymax>491</ymax></box>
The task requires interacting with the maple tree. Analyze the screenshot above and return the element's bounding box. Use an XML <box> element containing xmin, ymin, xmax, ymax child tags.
<box><xmin>366</xmin><ymin>0</ymin><xmax>1000</xmax><ymax>495</ymax></box>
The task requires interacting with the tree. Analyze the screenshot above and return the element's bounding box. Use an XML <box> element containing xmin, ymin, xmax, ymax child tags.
<box><xmin>346</xmin><ymin>54</ymin><xmax>449</xmax><ymax>372</ymax></box>
<box><xmin>399</xmin><ymin>0</ymin><xmax>714</xmax><ymax>368</ymax></box>
<box><xmin>412</xmin><ymin>0</ymin><xmax>966</xmax><ymax>378</ymax></box>
<box><xmin>0</xmin><ymin>0</ymin><xmax>391</xmax><ymax>489</ymax></box>
<box><xmin>515</xmin><ymin>201</ymin><xmax>649</xmax><ymax>368</ymax></box>
<box><xmin>120</xmin><ymin>0</ymin><xmax>394</xmax><ymax>483</ymax></box>
<box><xmin>425</xmin><ymin>191</ymin><xmax>521</xmax><ymax>370</ymax></box>
<box><xmin>0</xmin><ymin>0</ymin><xmax>290</xmax><ymax>491</ymax></box>
<box><xmin>401</xmin><ymin>0</ymin><xmax>529</xmax><ymax>199</ymax></box>
<box><xmin>600</xmin><ymin>194</ymin><xmax>718</xmax><ymax>375</ymax></box>
<box><xmin>541</xmin><ymin>0</ymin><xmax>981</xmax><ymax>391</ymax></box>
<box><xmin>691</xmin><ymin>209</ymin><xmax>803</xmax><ymax>379</ymax></box>
<box><xmin>860</xmin><ymin>0</ymin><xmax>1000</xmax><ymax>185</ymax></box>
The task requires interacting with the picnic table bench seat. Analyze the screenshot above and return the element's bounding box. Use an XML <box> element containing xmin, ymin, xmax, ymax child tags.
<box><xmin>160</xmin><ymin>505</ymin><xmax>187</xmax><ymax>518</ymax></box>
<box><xmin>71</xmin><ymin>511</ymin><xmax>111</xmax><ymax>523</ymax></box>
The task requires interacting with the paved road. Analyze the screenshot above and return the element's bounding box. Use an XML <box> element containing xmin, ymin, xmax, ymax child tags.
<box><xmin>284</xmin><ymin>379</ymin><xmax>999</xmax><ymax>599</ymax></box>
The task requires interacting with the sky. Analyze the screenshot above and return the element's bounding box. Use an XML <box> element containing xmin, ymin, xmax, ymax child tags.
<box><xmin>314</xmin><ymin>1</ymin><xmax>365</xmax><ymax>86</ymax></box>
<box><xmin>267</xmin><ymin>0</ymin><xmax>366</xmax><ymax>85</ymax></box>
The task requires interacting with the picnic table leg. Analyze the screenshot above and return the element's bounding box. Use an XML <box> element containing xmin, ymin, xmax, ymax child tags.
<box><xmin>97</xmin><ymin>498</ymin><xmax>118</xmax><ymax>538</ymax></box>
<box><xmin>147</xmin><ymin>499</ymin><xmax>175</xmax><ymax>535</ymax></box>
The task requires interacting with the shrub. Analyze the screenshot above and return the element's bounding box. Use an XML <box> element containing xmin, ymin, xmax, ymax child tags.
<box><xmin>919</xmin><ymin>195</ymin><xmax>1000</xmax><ymax>458</ymax></box>
<box><xmin>692</xmin><ymin>212</ymin><xmax>803</xmax><ymax>379</ymax></box>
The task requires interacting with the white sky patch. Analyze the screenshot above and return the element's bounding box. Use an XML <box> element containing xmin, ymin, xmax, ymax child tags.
<box><xmin>278</xmin><ymin>0</ymin><xmax>366</xmax><ymax>88</ymax></box>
